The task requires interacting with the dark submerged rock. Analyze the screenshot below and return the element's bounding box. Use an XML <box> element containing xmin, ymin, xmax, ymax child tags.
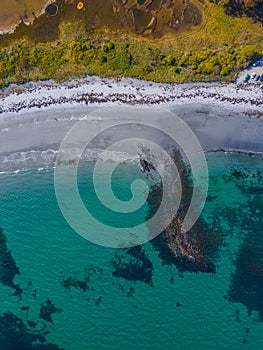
<box><xmin>95</xmin><ymin>296</ymin><xmax>102</xmax><ymax>307</ymax></box>
<box><xmin>21</xmin><ymin>306</ymin><xmax>30</xmax><ymax>311</ymax></box>
<box><xmin>127</xmin><ymin>287</ymin><xmax>135</xmax><ymax>297</ymax></box>
<box><xmin>62</xmin><ymin>265</ymin><xmax>103</xmax><ymax>292</ymax></box>
<box><xmin>0</xmin><ymin>228</ymin><xmax>22</xmax><ymax>295</ymax></box>
<box><xmin>63</xmin><ymin>275</ymin><xmax>89</xmax><ymax>292</ymax></box>
<box><xmin>140</xmin><ymin>158</ymin><xmax>156</xmax><ymax>173</ymax></box>
<box><xmin>0</xmin><ymin>312</ymin><xmax>63</xmax><ymax>349</ymax></box>
<box><xmin>111</xmin><ymin>246</ymin><xmax>154</xmax><ymax>285</ymax></box>
<box><xmin>39</xmin><ymin>299</ymin><xmax>62</xmax><ymax>323</ymax></box>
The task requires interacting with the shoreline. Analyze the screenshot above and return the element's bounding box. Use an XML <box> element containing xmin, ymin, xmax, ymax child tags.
<box><xmin>1</xmin><ymin>146</ymin><xmax>263</xmax><ymax>174</ymax></box>
<box><xmin>0</xmin><ymin>77</ymin><xmax>263</xmax><ymax>163</ymax></box>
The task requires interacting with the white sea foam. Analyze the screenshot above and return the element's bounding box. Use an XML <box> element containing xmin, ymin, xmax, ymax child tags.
<box><xmin>69</xmin><ymin>115</ymin><xmax>102</xmax><ymax>121</ymax></box>
<box><xmin>0</xmin><ymin>147</ymin><xmax>139</xmax><ymax>172</ymax></box>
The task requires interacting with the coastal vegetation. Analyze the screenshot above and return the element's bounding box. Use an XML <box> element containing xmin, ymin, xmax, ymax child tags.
<box><xmin>0</xmin><ymin>0</ymin><xmax>263</xmax><ymax>87</ymax></box>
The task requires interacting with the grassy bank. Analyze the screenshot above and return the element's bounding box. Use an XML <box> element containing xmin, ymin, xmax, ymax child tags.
<box><xmin>0</xmin><ymin>0</ymin><xmax>263</xmax><ymax>87</ymax></box>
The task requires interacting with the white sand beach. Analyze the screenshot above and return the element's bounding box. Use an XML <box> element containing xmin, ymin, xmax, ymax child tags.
<box><xmin>0</xmin><ymin>77</ymin><xmax>263</xmax><ymax>169</ymax></box>
<box><xmin>1</xmin><ymin>76</ymin><xmax>263</xmax><ymax>114</ymax></box>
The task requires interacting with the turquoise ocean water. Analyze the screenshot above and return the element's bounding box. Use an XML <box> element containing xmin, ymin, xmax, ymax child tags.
<box><xmin>0</xmin><ymin>152</ymin><xmax>263</xmax><ymax>349</ymax></box>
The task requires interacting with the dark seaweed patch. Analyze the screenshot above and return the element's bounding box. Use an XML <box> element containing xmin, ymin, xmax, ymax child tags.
<box><xmin>228</xmin><ymin>242</ymin><xmax>263</xmax><ymax>320</ymax></box>
<box><xmin>39</xmin><ymin>299</ymin><xmax>62</xmax><ymax>323</ymax></box>
<box><xmin>111</xmin><ymin>246</ymin><xmax>153</xmax><ymax>285</ymax></box>
<box><xmin>0</xmin><ymin>228</ymin><xmax>22</xmax><ymax>296</ymax></box>
<box><xmin>232</xmin><ymin>169</ymin><xmax>248</xmax><ymax>180</ymax></box>
<box><xmin>95</xmin><ymin>296</ymin><xmax>102</xmax><ymax>307</ymax></box>
<box><xmin>227</xmin><ymin>195</ymin><xmax>263</xmax><ymax>321</ymax></box>
<box><xmin>206</xmin><ymin>195</ymin><xmax>218</xmax><ymax>202</ymax></box>
<box><xmin>127</xmin><ymin>287</ymin><xmax>135</xmax><ymax>297</ymax></box>
<box><xmin>62</xmin><ymin>265</ymin><xmax>103</xmax><ymax>292</ymax></box>
<box><xmin>63</xmin><ymin>276</ymin><xmax>89</xmax><ymax>292</ymax></box>
<box><xmin>235</xmin><ymin>310</ymin><xmax>241</xmax><ymax>323</ymax></box>
<box><xmin>0</xmin><ymin>312</ymin><xmax>63</xmax><ymax>349</ymax></box>
<box><xmin>27</xmin><ymin>320</ymin><xmax>37</xmax><ymax>328</ymax></box>
<box><xmin>225</xmin><ymin>168</ymin><xmax>263</xmax><ymax>196</ymax></box>
<box><xmin>21</xmin><ymin>306</ymin><xmax>30</xmax><ymax>311</ymax></box>
<box><xmin>214</xmin><ymin>206</ymin><xmax>244</xmax><ymax>233</ymax></box>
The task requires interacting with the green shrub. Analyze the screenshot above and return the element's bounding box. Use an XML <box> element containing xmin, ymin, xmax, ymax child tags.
<box><xmin>108</xmin><ymin>49</ymin><xmax>132</xmax><ymax>71</ymax></box>
<box><xmin>68</xmin><ymin>41</ymin><xmax>94</xmax><ymax>65</ymax></box>
<box><xmin>161</xmin><ymin>55</ymin><xmax>176</xmax><ymax>66</ymax></box>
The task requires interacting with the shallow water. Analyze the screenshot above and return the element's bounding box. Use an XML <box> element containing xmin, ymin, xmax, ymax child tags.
<box><xmin>0</xmin><ymin>152</ymin><xmax>263</xmax><ymax>349</ymax></box>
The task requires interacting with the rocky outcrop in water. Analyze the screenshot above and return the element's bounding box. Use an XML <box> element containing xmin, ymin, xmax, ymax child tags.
<box><xmin>151</xmin><ymin>216</ymin><xmax>216</xmax><ymax>273</ymax></box>
<box><xmin>145</xmin><ymin>148</ymin><xmax>217</xmax><ymax>273</ymax></box>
